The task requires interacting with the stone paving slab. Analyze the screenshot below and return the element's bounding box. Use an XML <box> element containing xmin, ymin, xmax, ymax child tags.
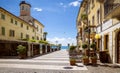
<box><xmin>0</xmin><ymin>50</ymin><xmax>120</xmax><ymax>73</ymax></box>
<box><xmin>0</xmin><ymin>50</ymin><xmax>88</xmax><ymax>71</ymax></box>
<box><xmin>0</xmin><ymin>63</ymin><xmax>87</xmax><ymax>70</ymax></box>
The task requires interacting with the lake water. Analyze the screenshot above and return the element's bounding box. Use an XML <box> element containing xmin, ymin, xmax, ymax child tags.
<box><xmin>61</xmin><ymin>46</ymin><xmax>69</xmax><ymax>49</ymax></box>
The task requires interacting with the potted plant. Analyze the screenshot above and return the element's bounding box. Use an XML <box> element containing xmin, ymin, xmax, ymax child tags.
<box><xmin>70</xmin><ymin>58</ymin><xmax>76</xmax><ymax>66</ymax></box>
<box><xmin>69</xmin><ymin>46</ymin><xmax>76</xmax><ymax>56</ymax></box>
<box><xmin>90</xmin><ymin>43</ymin><xmax>96</xmax><ymax>50</ymax></box>
<box><xmin>82</xmin><ymin>56</ymin><xmax>89</xmax><ymax>65</ymax></box>
<box><xmin>82</xmin><ymin>43</ymin><xmax>88</xmax><ymax>49</ymax></box>
<box><xmin>90</xmin><ymin>56</ymin><xmax>97</xmax><ymax>65</ymax></box>
<box><xmin>82</xmin><ymin>43</ymin><xmax>88</xmax><ymax>56</ymax></box>
<box><xmin>17</xmin><ymin>45</ymin><xmax>27</xmax><ymax>59</ymax></box>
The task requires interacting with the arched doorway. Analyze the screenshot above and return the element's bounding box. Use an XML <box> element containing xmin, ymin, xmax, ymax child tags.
<box><xmin>117</xmin><ymin>31</ymin><xmax>120</xmax><ymax>63</ymax></box>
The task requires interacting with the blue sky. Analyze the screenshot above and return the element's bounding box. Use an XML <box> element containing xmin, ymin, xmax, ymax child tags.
<box><xmin>0</xmin><ymin>0</ymin><xmax>82</xmax><ymax>46</ymax></box>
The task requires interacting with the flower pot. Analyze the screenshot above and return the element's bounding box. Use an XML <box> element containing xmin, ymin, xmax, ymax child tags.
<box><xmin>82</xmin><ymin>58</ymin><xmax>89</xmax><ymax>65</ymax></box>
<box><xmin>90</xmin><ymin>57</ymin><xmax>97</xmax><ymax>65</ymax></box>
<box><xmin>70</xmin><ymin>60</ymin><xmax>76</xmax><ymax>66</ymax></box>
<box><xmin>85</xmin><ymin>49</ymin><xmax>89</xmax><ymax>56</ymax></box>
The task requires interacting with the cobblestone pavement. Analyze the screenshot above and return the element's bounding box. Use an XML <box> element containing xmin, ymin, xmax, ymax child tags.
<box><xmin>0</xmin><ymin>50</ymin><xmax>120</xmax><ymax>73</ymax></box>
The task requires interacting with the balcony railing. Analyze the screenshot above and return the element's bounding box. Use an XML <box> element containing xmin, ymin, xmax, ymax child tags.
<box><xmin>84</xmin><ymin>25</ymin><xmax>96</xmax><ymax>33</ymax></box>
<box><xmin>84</xmin><ymin>25</ymin><xmax>96</xmax><ymax>39</ymax></box>
<box><xmin>104</xmin><ymin>0</ymin><xmax>120</xmax><ymax>16</ymax></box>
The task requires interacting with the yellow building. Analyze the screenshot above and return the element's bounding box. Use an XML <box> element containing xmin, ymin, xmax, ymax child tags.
<box><xmin>0</xmin><ymin>1</ymin><xmax>44</xmax><ymax>42</ymax></box>
<box><xmin>77</xmin><ymin>0</ymin><xmax>120</xmax><ymax>64</ymax></box>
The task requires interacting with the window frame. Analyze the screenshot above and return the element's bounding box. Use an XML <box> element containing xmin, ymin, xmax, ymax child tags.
<box><xmin>1</xmin><ymin>27</ymin><xmax>5</xmax><ymax>36</ymax></box>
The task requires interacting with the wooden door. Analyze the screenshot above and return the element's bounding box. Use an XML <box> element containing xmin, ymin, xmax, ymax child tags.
<box><xmin>117</xmin><ymin>31</ymin><xmax>120</xmax><ymax>63</ymax></box>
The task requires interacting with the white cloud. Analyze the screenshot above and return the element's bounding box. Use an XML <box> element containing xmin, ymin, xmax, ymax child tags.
<box><xmin>69</xmin><ymin>0</ymin><xmax>81</xmax><ymax>7</ymax></box>
<box><xmin>47</xmin><ymin>37</ymin><xmax>76</xmax><ymax>46</ymax></box>
<box><xmin>33</xmin><ymin>8</ymin><xmax>43</xmax><ymax>12</ymax></box>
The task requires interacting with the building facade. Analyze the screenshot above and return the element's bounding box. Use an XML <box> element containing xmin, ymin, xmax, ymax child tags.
<box><xmin>77</xmin><ymin>0</ymin><xmax>120</xmax><ymax>64</ymax></box>
<box><xmin>0</xmin><ymin>1</ymin><xmax>44</xmax><ymax>42</ymax></box>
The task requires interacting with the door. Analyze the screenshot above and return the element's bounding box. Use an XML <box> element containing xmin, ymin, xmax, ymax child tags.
<box><xmin>117</xmin><ymin>31</ymin><xmax>120</xmax><ymax>63</ymax></box>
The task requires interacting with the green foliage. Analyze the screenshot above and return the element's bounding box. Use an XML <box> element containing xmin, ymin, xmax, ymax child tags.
<box><xmin>69</xmin><ymin>46</ymin><xmax>76</xmax><ymax>51</ymax></box>
<box><xmin>90</xmin><ymin>56</ymin><xmax>97</xmax><ymax>59</ymax></box>
<box><xmin>17</xmin><ymin>45</ymin><xmax>26</xmax><ymax>55</ymax></box>
<box><xmin>30</xmin><ymin>39</ymin><xmax>36</xmax><ymax>42</ymax></box>
<box><xmin>70</xmin><ymin>58</ymin><xmax>76</xmax><ymax>61</ymax></box>
<box><xmin>82</xmin><ymin>56</ymin><xmax>88</xmax><ymax>59</ymax></box>
<box><xmin>39</xmin><ymin>40</ymin><xmax>49</xmax><ymax>44</ymax></box>
<box><xmin>90</xmin><ymin>43</ymin><xmax>96</xmax><ymax>49</ymax></box>
<box><xmin>82</xmin><ymin>43</ymin><xmax>88</xmax><ymax>49</ymax></box>
<box><xmin>81</xmin><ymin>14</ymin><xmax>88</xmax><ymax>20</ymax></box>
<box><xmin>44</xmin><ymin>32</ymin><xmax>48</xmax><ymax>35</ymax></box>
<box><xmin>21</xmin><ymin>38</ymin><xmax>29</xmax><ymax>41</ymax></box>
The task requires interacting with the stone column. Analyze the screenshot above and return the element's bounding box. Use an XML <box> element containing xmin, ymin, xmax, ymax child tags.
<box><xmin>27</xmin><ymin>42</ymin><xmax>31</xmax><ymax>57</ymax></box>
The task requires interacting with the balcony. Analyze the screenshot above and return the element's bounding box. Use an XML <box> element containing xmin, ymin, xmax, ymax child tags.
<box><xmin>104</xmin><ymin>0</ymin><xmax>120</xmax><ymax>19</ymax></box>
<box><xmin>84</xmin><ymin>25</ymin><xmax>96</xmax><ymax>39</ymax></box>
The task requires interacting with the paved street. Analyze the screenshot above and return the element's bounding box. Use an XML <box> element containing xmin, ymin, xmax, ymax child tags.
<box><xmin>0</xmin><ymin>50</ymin><xmax>120</xmax><ymax>73</ymax></box>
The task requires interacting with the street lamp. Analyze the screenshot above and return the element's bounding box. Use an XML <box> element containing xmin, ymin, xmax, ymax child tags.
<box><xmin>95</xmin><ymin>34</ymin><xmax>101</xmax><ymax>39</ymax></box>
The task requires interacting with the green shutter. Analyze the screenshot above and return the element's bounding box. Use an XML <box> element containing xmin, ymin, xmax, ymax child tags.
<box><xmin>1</xmin><ymin>27</ymin><xmax>5</xmax><ymax>35</ymax></box>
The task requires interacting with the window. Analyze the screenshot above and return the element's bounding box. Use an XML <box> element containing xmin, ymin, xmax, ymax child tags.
<box><xmin>37</xmin><ymin>26</ymin><xmax>39</xmax><ymax>31</ymax></box>
<box><xmin>26</xmin><ymin>34</ymin><xmax>29</xmax><ymax>39</ymax></box>
<box><xmin>92</xmin><ymin>16</ymin><xmax>94</xmax><ymax>25</ymax></box>
<box><xmin>26</xmin><ymin>8</ymin><xmax>28</xmax><ymax>11</ymax></box>
<box><xmin>15</xmin><ymin>21</ymin><xmax>17</xmax><ymax>25</ymax></box>
<box><xmin>33</xmin><ymin>29</ymin><xmax>34</xmax><ymax>32</ymax></box>
<box><xmin>88</xmin><ymin>20</ymin><xmax>90</xmax><ymax>25</ymax></box>
<box><xmin>21</xmin><ymin>23</ymin><xmax>23</xmax><ymax>27</ymax></box>
<box><xmin>37</xmin><ymin>36</ymin><xmax>39</xmax><ymax>40</ymax></box>
<box><xmin>22</xmin><ymin>6</ymin><xmax>24</xmax><ymax>10</ymax></box>
<box><xmin>27</xmin><ymin>26</ymin><xmax>29</xmax><ymax>30</ymax></box>
<box><xmin>97</xmin><ymin>10</ymin><xmax>100</xmax><ymax>25</ymax></box>
<box><xmin>104</xmin><ymin>35</ymin><xmax>109</xmax><ymax>50</ymax></box>
<box><xmin>32</xmin><ymin>37</ymin><xmax>34</xmax><ymax>39</ymax></box>
<box><xmin>1</xmin><ymin>27</ymin><xmax>5</xmax><ymax>36</ymax></box>
<box><xmin>91</xmin><ymin>0</ymin><xmax>95</xmax><ymax>9</ymax></box>
<box><xmin>10</xmin><ymin>18</ymin><xmax>13</xmax><ymax>23</ymax></box>
<box><xmin>9</xmin><ymin>30</ymin><xmax>15</xmax><ymax>37</ymax></box>
<box><xmin>41</xmin><ymin>38</ymin><xmax>43</xmax><ymax>40</ymax></box>
<box><xmin>92</xmin><ymin>0</ymin><xmax>94</xmax><ymax>4</ymax></box>
<box><xmin>21</xmin><ymin>33</ymin><xmax>23</xmax><ymax>39</ymax></box>
<box><xmin>1</xmin><ymin>14</ymin><xmax>5</xmax><ymax>20</ymax></box>
<box><xmin>41</xmin><ymin>28</ymin><xmax>42</xmax><ymax>33</ymax></box>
